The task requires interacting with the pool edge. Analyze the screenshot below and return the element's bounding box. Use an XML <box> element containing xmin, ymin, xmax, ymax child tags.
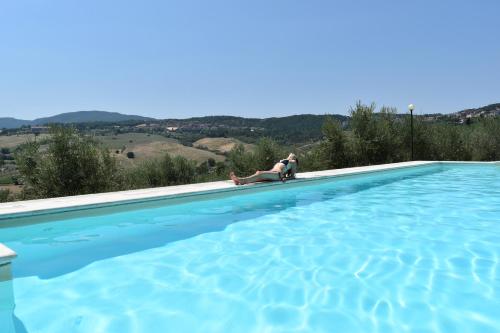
<box><xmin>0</xmin><ymin>160</ymin><xmax>496</xmax><ymax>221</ymax></box>
<box><xmin>0</xmin><ymin>243</ymin><xmax>17</xmax><ymax>265</ymax></box>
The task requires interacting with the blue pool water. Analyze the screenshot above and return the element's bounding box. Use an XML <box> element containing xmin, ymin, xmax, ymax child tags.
<box><xmin>1</xmin><ymin>164</ymin><xmax>499</xmax><ymax>333</ymax></box>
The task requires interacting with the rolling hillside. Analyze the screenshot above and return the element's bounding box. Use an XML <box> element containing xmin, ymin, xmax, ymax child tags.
<box><xmin>193</xmin><ymin>137</ymin><xmax>255</xmax><ymax>154</ymax></box>
<box><xmin>0</xmin><ymin>111</ymin><xmax>154</xmax><ymax>128</ymax></box>
<box><xmin>0</xmin><ymin>117</ymin><xmax>32</xmax><ymax>129</ymax></box>
<box><xmin>97</xmin><ymin>133</ymin><xmax>224</xmax><ymax>166</ymax></box>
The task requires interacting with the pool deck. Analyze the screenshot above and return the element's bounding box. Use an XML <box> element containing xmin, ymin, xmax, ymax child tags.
<box><xmin>0</xmin><ymin>161</ymin><xmax>435</xmax><ymax>218</ymax></box>
<box><xmin>0</xmin><ymin>160</ymin><xmax>497</xmax><ymax>263</ymax></box>
<box><xmin>0</xmin><ymin>244</ymin><xmax>16</xmax><ymax>264</ymax></box>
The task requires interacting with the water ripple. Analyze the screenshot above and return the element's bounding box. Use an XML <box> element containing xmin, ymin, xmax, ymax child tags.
<box><xmin>4</xmin><ymin>165</ymin><xmax>500</xmax><ymax>332</ymax></box>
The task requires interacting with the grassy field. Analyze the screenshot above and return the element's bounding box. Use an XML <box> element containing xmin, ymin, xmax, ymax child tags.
<box><xmin>97</xmin><ymin>133</ymin><xmax>178</xmax><ymax>149</ymax></box>
<box><xmin>0</xmin><ymin>134</ymin><xmax>50</xmax><ymax>148</ymax></box>
<box><xmin>97</xmin><ymin>133</ymin><xmax>225</xmax><ymax>166</ymax></box>
<box><xmin>0</xmin><ymin>132</ymin><xmax>230</xmax><ymax>182</ymax></box>
<box><xmin>193</xmin><ymin>137</ymin><xmax>255</xmax><ymax>154</ymax></box>
<box><xmin>0</xmin><ymin>133</ymin><xmax>243</xmax><ymax>164</ymax></box>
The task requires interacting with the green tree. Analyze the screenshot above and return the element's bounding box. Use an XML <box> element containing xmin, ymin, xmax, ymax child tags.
<box><xmin>15</xmin><ymin>126</ymin><xmax>122</xmax><ymax>198</ymax></box>
<box><xmin>0</xmin><ymin>189</ymin><xmax>10</xmax><ymax>203</ymax></box>
<box><xmin>227</xmin><ymin>138</ymin><xmax>286</xmax><ymax>176</ymax></box>
<box><xmin>207</xmin><ymin>157</ymin><xmax>216</xmax><ymax>168</ymax></box>
<box><xmin>469</xmin><ymin>118</ymin><xmax>500</xmax><ymax>160</ymax></box>
<box><xmin>437</xmin><ymin>125</ymin><xmax>471</xmax><ymax>160</ymax></box>
<box><xmin>349</xmin><ymin>102</ymin><xmax>403</xmax><ymax>164</ymax></box>
<box><xmin>253</xmin><ymin>137</ymin><xmax>284</xmax><ymax>170</ymax></box>
<box><xmin>227</xmin><ymin>144</ymin><xmax>255</xmax><ymax>176</ymax></box>
<box><xmin>172</xmin><ymin>155</ymin><xmax>197</xmax><ymax>184</ymax></box>
<box><xmin>215</xmin><ymin>161</ymin><xmax>228</xmax><ymax>176</ymax></box>
<box><xmin>373</xmin><ymin>107</ymin><xmax>404</xmax><ymax>163</ymax></box>
<box><xmin>401</xmin><ymin>117</ymin><xmax>436</xmax><ymax>160</ymax></box>
<box><xmin>128</xmin><ymin>153</ymin><xmax>196</xmax><ymax>188</ymax></box>
<box><xmin>316</xmin><ymin>116</ymin><xmax>350</xmax><ymax>169</ymax></box>
<box><xmin>350</xmin><ymin>101</ymin><xmax>377</xmax><ymax>141</ymax></box>
<box><xmin>196</xmin><ymin>161</ymin><xmax>210</xmax><ymax>176</ymax></box>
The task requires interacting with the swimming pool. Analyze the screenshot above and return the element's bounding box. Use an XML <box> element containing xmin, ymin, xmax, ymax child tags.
<box><xmin>0</xmin><ymin>163</ymin><xmax>499</xmax><ymax>332</ymax></box>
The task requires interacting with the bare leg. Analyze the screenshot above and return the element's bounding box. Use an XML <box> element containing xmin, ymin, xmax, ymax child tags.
<box><xmin>236</xmin><ymin>171</ymin><xmax>281</xmax><ymax>185</ymax></box>
<box><xmin>230</xmin><ymin>172</ymin><xmax>241</xmax><ymax>185</ymax></box>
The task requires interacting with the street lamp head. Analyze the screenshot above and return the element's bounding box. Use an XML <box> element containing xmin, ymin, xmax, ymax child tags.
<box><xmin>408</xmin><ymin>104</ymin><xmax>415</xmax><ymax>112</ymax></box>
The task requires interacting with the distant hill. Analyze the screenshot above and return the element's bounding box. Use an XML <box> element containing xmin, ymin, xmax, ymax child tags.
<box><xmin>167</xmin><ymin>114</ymin><xmax>349</xmax><ymax>144</ymax></box>
<box><xmin>421</xmin><ymin>103</ymin><xmax>500</xmax><ymax>122</ymax></box>
<box><xmin>170</xmin><ymin>114</ymin><xmax>347</xmax><ymax>128</ymax></box>
<box><xmin>456</xmin><ymin>103</ymin><xmax>500</xmax><ymax>117</ymax></box>
<box><xmin>35</xmin><ymin>110</ymin><xmax>154</xmax><ymax>125</ymax></box>
<box><xmin>2</xmin><ymin>103</ymin><xmax>498</xmax><ymax>130</ymax></box>
<box><xmin>0</xmin><ymin>111</ymin><xmax>154</xmax><ymax>129</ymax></box>
<box><xmin>0</xmin><ymin>117</ymin><xmax>32</xmax><ymax>129</ymax></box>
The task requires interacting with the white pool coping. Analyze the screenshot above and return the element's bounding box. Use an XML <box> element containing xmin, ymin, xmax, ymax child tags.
<box><xmin>0</xmin><ymin>244</ymin><xmax>16</xmax><ymax>265</ymax></box>
<box><xmin>0</xmin><ymin>161</ymin><xmax>435</xmax><ymax>219</ymax></box>
<box><xmin>0</xmin><ymin>160</ymin><xmax>497</xmax><ymax>264</ymax></box>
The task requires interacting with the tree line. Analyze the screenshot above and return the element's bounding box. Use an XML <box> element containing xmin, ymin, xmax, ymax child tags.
<box><xmin>1</xmin><ymin>101</ymin><xmax>498</xmax><ymax>202</ymax></box>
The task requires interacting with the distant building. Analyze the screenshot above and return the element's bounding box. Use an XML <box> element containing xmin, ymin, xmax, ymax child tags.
<box><xmin>135</xmin><ymin>123</ymin><xmax>161</xmax><ymax>129</ymax></box>
<box><xmin>166</xmin><ymin>126</ymin><xmax>178</xmax><ymax>132</ymax></box>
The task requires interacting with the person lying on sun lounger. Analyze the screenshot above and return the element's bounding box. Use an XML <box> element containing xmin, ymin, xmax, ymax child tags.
<box><xmin>230</xmin><ymin>153</ymin><xmax>298</xmax><ymax>185</ymax></box>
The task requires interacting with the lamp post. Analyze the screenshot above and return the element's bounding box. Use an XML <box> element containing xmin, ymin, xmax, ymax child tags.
<box><xmin>408</xmin><ymin>104</ymin><xmax>415</xmax><ymax>160</ymax></box>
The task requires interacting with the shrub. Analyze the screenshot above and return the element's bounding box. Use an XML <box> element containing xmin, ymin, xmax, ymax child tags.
<box><xmin>128</xmin><ymin>153</ymin><xmax>196</xmax><ymax>188</ymax></box>
<box><xmin>469</xmin><ymin>119</ymin><xmax>500</xmax><ymax>161</ymax></box>
<box><xmin>0</xmin><ymin>189</ymin><xmax>10</xmax><ymax>202</ymax></box>
<box><xmin>215</xmin><ymin>161</ymin><xmax>228</xmax><ymax>176</ymax></box>
<box><xmin>316</xmin><ymin>116</ymin><xmax>350</xmax><ymax>169</ymax></box>
<box><xmin>0</xmin><ymin>176</ymin><xmax>13</xmax><ymax>185</ymax></box>
<box><xmin>15</xmin><ymin>126</ymin><xmax>123</xmax><ymax>198</ymax></box>
<box><xmin>227</xmin><ymin>144</ymin><xmax>255</xmax><ymax>176</ymax></box>
<box><xmin>126</xmin><ymin>151</ymin><xmax>135</xmax><ymax>159</ymax></box>
<box><xmin>227</xmin><ymin>138</ymin><xmax>287</xmax><ymax>176</ymax></box>
<box><xmin>196</xmin><ymin>162</ymin><xmax>209</xmax><ymax>175</ymax></box>
<box><xmin>172</xmin><ymin>155</ymin><xmax>197</xmax><ymax>184</ymax></box>
<box><xmin>349</xmin><ymin>102</ymin><xmax>404</xmax><ymax>165</ymax></box>
<box><xmin>253</xmin><ymin>137</ymin><xmax>284</xmax><ymax>171</ymax></box>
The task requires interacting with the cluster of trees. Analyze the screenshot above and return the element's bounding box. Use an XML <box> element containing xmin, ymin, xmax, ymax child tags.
<box><xmin>8</xmin><ymin>127</ymin><xmax>201</xmax><ymax>200</ymax></box>
<box><xmin>15</xmin><ymin>128</ymin><xmax>124</xmax><ymax>198</ymax></box>
<box><xmin>1</xmin><ymin>102</ymin><xmax>498</xmax><ymax>202</ymax></box>
<box><xmin>2</xmin><ymin>127</ymin><xmax>292</xmax><ymax>201</ymax></box>
<box><xmin>226</xmin><ymin>138</ymin><xmax>286</xmax><ymax>176</ymax></box>
<box><xmin>303</xmin><ymin>102</ymin><xmax>499</xmax><ymax>170</ymax></box>
<box><xmin>225</xmin><ymin>102</ymin><xmax>499</xmax><ymax>173</ymax></box>
<box><xmin>171</xmin><ymin>114</ymin><xmax>340</xmax><ymax>145</ymax></box>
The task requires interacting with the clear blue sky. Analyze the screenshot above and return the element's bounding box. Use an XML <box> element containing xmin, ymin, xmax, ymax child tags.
<box><xmin>1</xmin><ymin>0</ymin><xmax>499</xmax><ymax>119</ymax></box>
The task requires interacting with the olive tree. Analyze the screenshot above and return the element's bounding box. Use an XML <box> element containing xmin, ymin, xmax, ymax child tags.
<box><xmin>15</xmin><ymin>126</ymin><xmax>122</xmax><ymax>198</ymax></box>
